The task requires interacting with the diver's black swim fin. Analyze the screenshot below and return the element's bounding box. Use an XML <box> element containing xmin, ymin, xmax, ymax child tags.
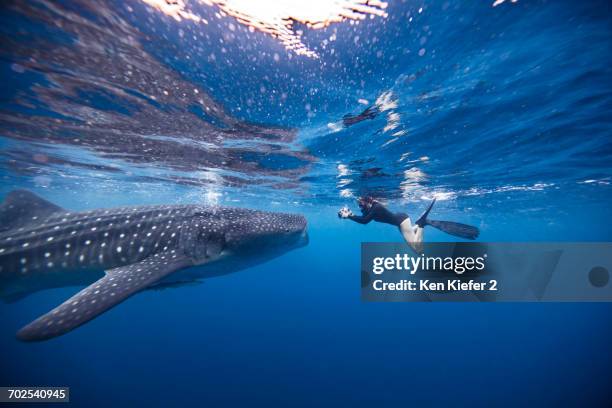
<box><xmin>425</xmin><ymin>220</ymin><xmax>480</xmax><ymax>240</ymax></box>
<box><xmin>415</xmin><ymin>198</ymin><xmax>479</xmax><ymax>239</ymax></box>
<box><xmin>415</xmin><ymin>198</ymin><xmax>436</xmax><ymax>228</ymax></box>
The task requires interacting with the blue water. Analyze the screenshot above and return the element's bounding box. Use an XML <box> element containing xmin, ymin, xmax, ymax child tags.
<box><xmin>1</xmin><ymin>0</ymin><xmax>612</xmax><ymax>406</ymax></box>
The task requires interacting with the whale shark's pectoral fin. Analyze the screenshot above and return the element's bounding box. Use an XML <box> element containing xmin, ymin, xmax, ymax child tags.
<box><xmin>16</xmin><ymin>251</ymin><xmax>192</xmax><ymax>342</ymax></box>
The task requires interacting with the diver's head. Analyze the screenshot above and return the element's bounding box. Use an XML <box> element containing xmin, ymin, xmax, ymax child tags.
<box><xmin>358</xmin><ymin>196</ymin><xmax>375</xmax><ymax>212</ymax></box>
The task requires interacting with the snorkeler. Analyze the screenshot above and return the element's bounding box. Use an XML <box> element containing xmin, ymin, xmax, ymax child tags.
<box><xmin>342</xmin><ymin>105</ymin><xmax>380</xmax><ymax>127</ymax></box>
<box><xmin>338</xmin><ymin>196</ymin><xmax>479</xmax><ymax>252</ymax></box>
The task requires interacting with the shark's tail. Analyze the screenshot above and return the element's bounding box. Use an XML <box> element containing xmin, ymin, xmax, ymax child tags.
<box><xmin>415</xmin><ymin>198</ymin><xmax>480</xmax><ymax>240</ymax></box>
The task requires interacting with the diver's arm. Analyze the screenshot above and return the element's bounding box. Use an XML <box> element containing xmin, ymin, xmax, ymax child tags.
<box><xmin>338</xmin><ymin>207</ymin><xmax>373</xmax><ymax>224</ymax></box>
<box><xmin>347</xmin><ymin>212</ymin><xmax>374</xmax><ymax>224</ymax></box>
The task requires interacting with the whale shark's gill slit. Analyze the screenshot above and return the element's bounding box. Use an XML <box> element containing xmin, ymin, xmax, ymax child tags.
<box><xmin>16</xmin><ymin>251</ymin><xmax>193</xmax><ymax>342</ymax></box>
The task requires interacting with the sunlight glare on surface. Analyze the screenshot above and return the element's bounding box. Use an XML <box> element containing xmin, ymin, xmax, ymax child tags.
<box><xmin>141</xmin><ymin>0</ymin><xmax>388</xmax><ymax>57</ymax></box>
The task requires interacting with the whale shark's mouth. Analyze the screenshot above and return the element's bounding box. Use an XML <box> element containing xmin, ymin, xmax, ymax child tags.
<box><xmin>140</xmin><ymin>0</ymin><xmax>388</xmax><ymax>58</ymax></box>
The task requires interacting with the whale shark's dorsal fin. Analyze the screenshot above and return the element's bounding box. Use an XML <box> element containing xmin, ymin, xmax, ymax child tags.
<box><xmin>0</xmin><ymin>190</ymin><xmax>65</xmax><ymax>231</ymax></box>
<box><xmin>16</xmin><ymin>251</ymin><xmax>193</xmax><ymax>341</ymax></box>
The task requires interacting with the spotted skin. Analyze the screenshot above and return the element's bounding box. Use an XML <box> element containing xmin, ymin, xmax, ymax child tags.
<box><xmin>0</xmin><ymin>190</ymin><xmax>308</xmax><ymax>341</ymax></box>
<box><xmin>16</xmin><ymin>250</ymin><xmax>192</xmax><ymax>341</ymax></box>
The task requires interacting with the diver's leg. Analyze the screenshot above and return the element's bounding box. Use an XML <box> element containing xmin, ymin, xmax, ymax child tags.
<box><xmin>412</xmin><ymin>224</ymin><xmax>424</xmax><ymax>253</ymax></box>
<box><xmin>399</xmin><ymin>218</ymin><xmax>423</xmax><ymax>253</ymax></box>
<box><xmin>413</xmin><ymin>224</ymin><xmax>424</xmax><ymax>243</ymax></box>
<box><xmin>399</xmin><ymin>218</ymin><xmax>414</xmax><ymax>241</ymax></box>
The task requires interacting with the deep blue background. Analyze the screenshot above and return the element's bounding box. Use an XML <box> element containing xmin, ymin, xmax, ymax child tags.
<box><xmin>1</xmin><ymin>206</ymin><xmax>611</xmax><ymax>407</ymax></box>
<box><xmin>1</xmin><ymin>0</ymin><xmax>612</xmax><ymax>406</ymax></box>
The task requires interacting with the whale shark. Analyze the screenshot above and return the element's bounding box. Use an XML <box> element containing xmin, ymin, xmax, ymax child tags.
<box><xmin>0</xmin><ymin>190</ymin><xmax>308</xmax><ymax>341</ymax></box>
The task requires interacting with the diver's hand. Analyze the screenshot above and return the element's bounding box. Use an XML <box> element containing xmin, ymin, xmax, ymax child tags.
<box><xmin>338</xmin><ymin>207</ymin><xmax>353</xmax><ymax>219</ymax></box>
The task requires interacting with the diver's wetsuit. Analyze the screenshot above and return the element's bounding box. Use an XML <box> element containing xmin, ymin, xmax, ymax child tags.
<box><xmin>343</xmin><ymin>199</ymin><xmax>478</xmax><ymax>252</ymax></box>
<box><xmin>348</xmin><ymin>201</ymin><xmax>411</xmax><ymax>226</ymax></box>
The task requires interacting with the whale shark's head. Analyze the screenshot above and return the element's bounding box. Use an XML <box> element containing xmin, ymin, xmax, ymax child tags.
<box><xmin>223</xmin><ymin>210</ymin><xmax>308</xmax><ymax>252</ymax></box>
<box><xmin>189</xmin><ymin>208</ymin><xmax>308</xmax><ymax>265</ymax></box>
